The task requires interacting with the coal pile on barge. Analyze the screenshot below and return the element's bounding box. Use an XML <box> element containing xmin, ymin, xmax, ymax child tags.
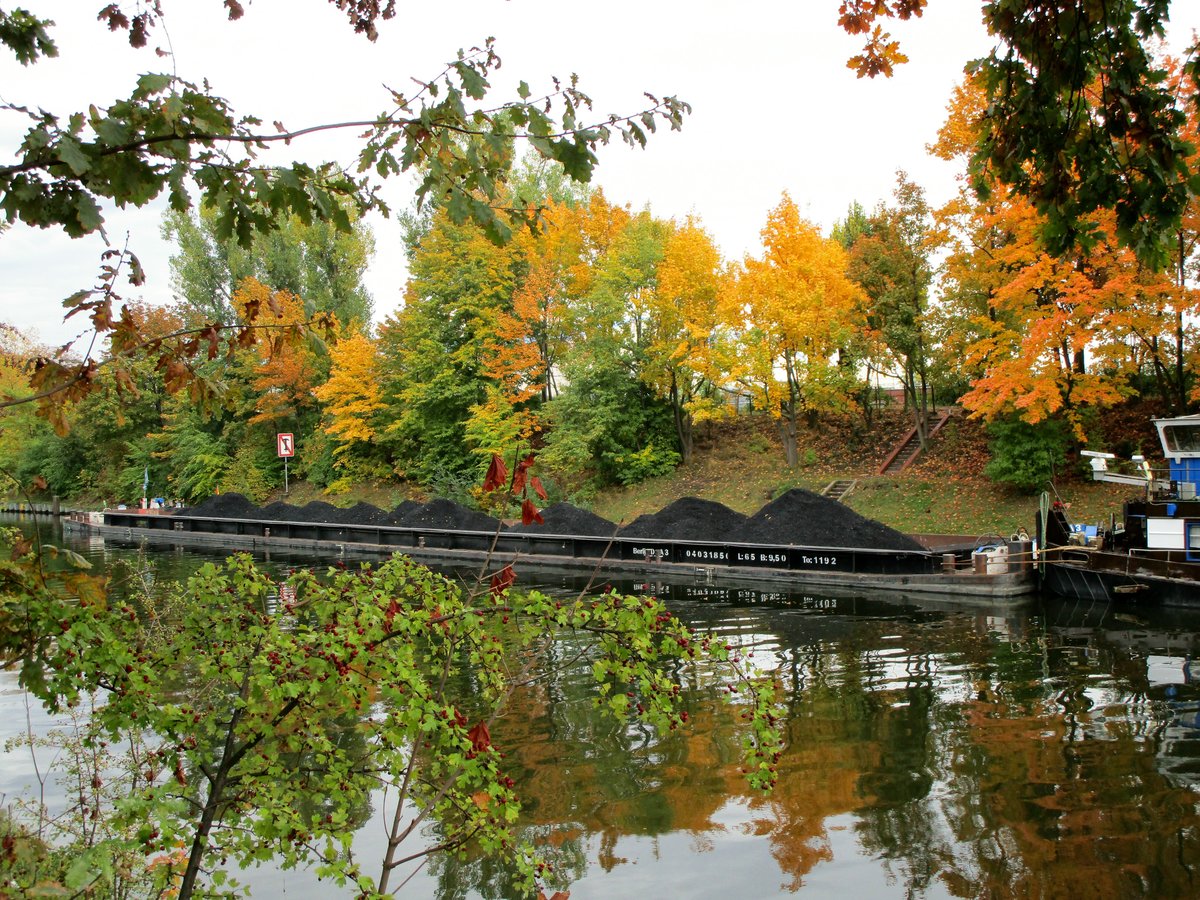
<box><xmin>188</xmin><ymin>493</ymin><xmax>260</xmax><ymax>519</ymax></box>
<box><xmin>732</xmin><ymin>488</ymin><xmax>923</xmax><ymax>551</ymax></box>
<box><xmin>259</xmin><ymin>501</ymin><xmax>302</xmax><ymax>520</ymax></box>
<box><xmin>381</xmin><ymin>500</ymin><xmax>423</xmax><ymax>526</ymax></box>
<box><xmin>618</xmin><ymin>498</ymin><xmax>747</xmax><ymax>541</ymax></box>
<box><xmin>327</xmin><ymin>501</ymin><xmax>388</xmax><ymax>525</ymax></box>
<box><xmin>506</xmin><ymin>502</ymin><xmax>618</xmax><ymax>537</ymax></box>
<box><xmin>177</xmin><ymin>487</ymin><xmax>920</xmax><ymax>552</ymax></box>
<box><xmin>399</xmin><ymin>499</ymin><xmax>500</xmax><ymax>532</ymax></box>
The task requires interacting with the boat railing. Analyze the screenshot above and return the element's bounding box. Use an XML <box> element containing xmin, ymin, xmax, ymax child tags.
<box><xmin>1045</xmin><ymin>544</ymin><xmax>1200</xmax><ymax>580</ymax></box>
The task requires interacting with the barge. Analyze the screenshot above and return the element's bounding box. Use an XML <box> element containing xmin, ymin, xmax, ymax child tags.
<box><xmin>1039</xmin><ymin>414</ymin><xmax>1200</xmax><ymax>606</ymax></box>
<box><xmin>64</xmin><ymin>508</ymin><xmax>1037</xmax><ymax>599</ymax></box>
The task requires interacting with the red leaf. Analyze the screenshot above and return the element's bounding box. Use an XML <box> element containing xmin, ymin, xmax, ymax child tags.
<box><xmin>530</xmin><ymin>474</ymin><xmax>548</xmax><ymax>501</ymax></box>
<box><xmin>490</xmin><ymin>564</ymin><xmax>515</xmax><ymax>597</ymax></box>
<box><xmin>483</xmin><ymin>454</ymin><xmax>508</xmax><ymax>493</ymax></box>
<box><xmin>512</xmin><ymin>453</ymin><xmax>536</xmax><ymax>495</ymax></box>
<box><xmin>467</xmin><ymin>721</ymin><xmax>491</xmax><ymax>752</ymax></box>
<box><xmin>521</xmin><ymin>499</ymin><xmax>544</xmax><ymax>526</ymax></box>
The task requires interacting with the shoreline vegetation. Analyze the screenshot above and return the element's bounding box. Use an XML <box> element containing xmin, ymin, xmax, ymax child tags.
<box><xmin>17</xmin><ymin>410</ymin><xmax>1140</xmax><ymax>541</ymax></box>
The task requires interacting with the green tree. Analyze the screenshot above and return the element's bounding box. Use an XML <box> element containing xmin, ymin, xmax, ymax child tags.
<box><xmin>163</xmin><ymin>205</ymin><xmax>375</xmax><ymax>326</ymax></box>
<box><xmin>378</xmin><ymin>210</ymin><xmax>523</xmax><ymax>485</ymax></box>
<box><xmin>846</xmin><ymin>172</ymin><xmax>936</xmax><ymax>448</ymax></box>
<box><xmin>540</xmin><ymin>207</ymin><xmax>683</xmax><ymax>490</ymax></box>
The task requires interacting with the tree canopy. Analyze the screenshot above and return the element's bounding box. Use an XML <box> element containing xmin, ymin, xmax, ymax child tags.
<box><xmin>842</xmin><ymin>0</ymin><xmax>1200</xmax><ymax>267</ymax></box>
<box><xmin>0</xmin><ymin>2</ymin><xmax>689</xmax><ymax>419</ymax></box>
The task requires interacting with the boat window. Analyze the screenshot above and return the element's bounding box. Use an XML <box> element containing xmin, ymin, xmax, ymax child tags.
<box><xmin>1161</xmin><ymin>425</ymin><xmax>1200</xmax><ymax>453</ymax></box>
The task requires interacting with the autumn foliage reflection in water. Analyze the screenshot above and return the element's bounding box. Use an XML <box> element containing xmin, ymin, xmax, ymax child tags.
<box><xmin>442</xmin><ymin>594</ymin><xmax>1200</xmax><ymax>898</ymax></box>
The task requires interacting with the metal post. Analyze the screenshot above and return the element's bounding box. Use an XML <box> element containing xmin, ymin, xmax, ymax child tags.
<box><xmin>284</xmin><ymin>457</ymin><xmax>289</xmax><ymax>495</ymax></box>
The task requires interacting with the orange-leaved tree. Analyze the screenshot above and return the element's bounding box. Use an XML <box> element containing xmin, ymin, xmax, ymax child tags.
<box><xmin>931</xmin><ymin>75</ymin><xmax>1193</xmax><ymax>436</ymax></box>
<box><xmin>230</xmin><ymin>279</ymin><xmax>327</xmax><ymax>429</ymax></box>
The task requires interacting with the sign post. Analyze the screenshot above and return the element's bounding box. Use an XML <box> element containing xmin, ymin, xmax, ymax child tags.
<box><xmin>277</xmin><ymin>433</ymin><xmax>295</xmax><ymax>494</ymax></box>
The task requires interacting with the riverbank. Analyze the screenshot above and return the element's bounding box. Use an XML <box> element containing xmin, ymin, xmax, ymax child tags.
<box><xmin>8</xmin><ymin>411</ymin><xmax>1141</xmax><ymax>537</ymax></box>
<box><xmin>247</xmin><ymin>414</ymin><xmax>1136</xmax><ymax>537</ymax></box>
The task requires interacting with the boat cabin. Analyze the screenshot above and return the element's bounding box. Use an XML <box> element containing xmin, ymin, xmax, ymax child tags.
<box><xmin>1128</xmin><ymin>416</ymin><xmax>1200</xmax><ymax>555</ymax></box>
<box><xmin>1155</xmin><ymin>416</ymin><xmax>1200</xmax><ymax>497</ymax></box>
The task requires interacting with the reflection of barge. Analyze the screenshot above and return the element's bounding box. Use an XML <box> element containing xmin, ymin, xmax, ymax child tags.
<box><xmin>66</xmin><ymin>509</ymin><xmax>1037</xmax><ymax>598</ymax></box>
<box><xmin>1040</xmin><ymin>415</ymin><xmax>1200</xmax><ymax>606</ymax></box>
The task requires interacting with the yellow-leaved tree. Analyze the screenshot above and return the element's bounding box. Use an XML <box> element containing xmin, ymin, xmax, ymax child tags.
<box><xmin>722</xmin><ymin>195</ymin><xmax>863</xmax><ymax>467</ymax></box>
<box><xmin>644</xmin><ymin>216</ymin><xmax>728</xmax><ymax>463</ymax></box>
<box><xmin>315</xmin><ymin>330</ymin><xmax>387</xmax><ymax>486</ymax></box>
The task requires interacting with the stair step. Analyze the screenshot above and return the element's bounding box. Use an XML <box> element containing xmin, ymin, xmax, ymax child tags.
<box><xmin>876</xmin><ymin>409</ymin><xmax>954</xmax><ymax>476</ymax></box>
<box><xmin>822</xmin><ymin>479</ymin><xmax>857</xmax><ymax>502</ymax></box>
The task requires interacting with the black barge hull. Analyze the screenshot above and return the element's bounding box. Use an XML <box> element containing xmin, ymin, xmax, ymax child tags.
<box><xmin>1041</xmin><ymin>548</ymin><xmax>1200</xmax><ymax>607</ymax></box>
<box><xmin>65</xmin><ymin>511</ymin><xmax>1035</xmax><ymax>599</ymax></box>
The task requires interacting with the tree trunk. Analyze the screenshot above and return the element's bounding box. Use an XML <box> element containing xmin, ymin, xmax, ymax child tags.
<box><xmin>779</xmin><ymin>399</ymin><xmax>798</xmax><ymax>468</ymax></box>
<box><xmin>670</xmin><ymin>373</ymin><xmax>693</xmax><ymax>464</ymax></box>
<box><xmin>179</xmin><ymin>703</ymin><xmax>246</xmax><ymax>900</ymax></box>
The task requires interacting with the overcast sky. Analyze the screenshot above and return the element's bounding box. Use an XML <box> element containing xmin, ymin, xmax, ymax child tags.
<box><xmin>3</xmin><ymin>1</ymin><xmax>1199</xmax><ymax>349</ymax></box>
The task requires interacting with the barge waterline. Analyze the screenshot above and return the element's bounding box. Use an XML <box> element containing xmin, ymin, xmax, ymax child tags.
<box><xmin>65</xmin><ymin>511</ymin><xmax>1038</xmax><ymax>599</ymax></box>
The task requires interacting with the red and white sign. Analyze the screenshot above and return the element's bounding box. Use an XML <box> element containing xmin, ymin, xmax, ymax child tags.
<box><xmin>277</xmin><ymin>433</ymin><xmax>295</xmax><ymax>457</ymax></box>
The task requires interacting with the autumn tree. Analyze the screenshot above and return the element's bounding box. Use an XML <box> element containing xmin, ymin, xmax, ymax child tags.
<box><xmin>643</xmin><ymin>216</ymin><xmax>728</xmax><ymax>463</ymax></box>
<box><xmin>931</xmin><ymin>74</ymin><xmax>1192</xmax><ymax>439</ymax></box>
<box><xmin>313</xmin><ymin>330</ymin><xmax>389</xmax><ymax>487</ymax></box>
<box><xmin>0</xmin><ymin>324</ymin><xmax>55</xmax><ymax>488</ymax></box>
<box><xmin>722</xmin><ymin>195</ymin><xmax>863</xmax><ymax>467</ymax></box>
<box><xmin>841</xmin><ymin>1</ymin><xmax>1200</xmax><ymax>267</ymax></box>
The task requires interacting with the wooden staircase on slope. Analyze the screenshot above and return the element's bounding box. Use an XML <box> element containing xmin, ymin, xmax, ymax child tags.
<box><xmin>821</xmin><ymin>479</ymin><xmax>857</xmax><ymax>502</ymax></box>
<box><xmin>877</xmin><ymin>409</ymin><xmax>953</xmax><ymax>476</ymax></box>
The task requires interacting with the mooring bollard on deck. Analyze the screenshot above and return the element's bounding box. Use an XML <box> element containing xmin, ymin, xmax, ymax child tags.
<box><xmin>1007</xmin><ymin>540</ymin><xmax>1033</xmax><ymax>572</ymax></box>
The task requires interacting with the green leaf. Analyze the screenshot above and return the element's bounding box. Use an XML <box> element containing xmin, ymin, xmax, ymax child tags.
<box><xmin>56</xmin><ymin>136</ymin><xmax>91</xmax><ymax>175</ymax></box>
<box><xmin>136</xmin><ymin>73</ymin><xmax>173</xmax><ymax>96</ymax></box>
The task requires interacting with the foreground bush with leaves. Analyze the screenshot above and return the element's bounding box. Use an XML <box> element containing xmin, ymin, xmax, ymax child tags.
<box><xmin>2</xmin><ymin>531</ymin><xmax>783</xmax><ymax>898</ymax></box>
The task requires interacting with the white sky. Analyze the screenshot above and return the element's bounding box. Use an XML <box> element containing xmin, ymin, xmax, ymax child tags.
<box><xmin>3</xmin><ymin>1</ymin><xmax>1199</xmax><ymax>349</ymax></box>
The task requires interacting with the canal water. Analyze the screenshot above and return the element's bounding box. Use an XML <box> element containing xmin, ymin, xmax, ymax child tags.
<box><xmin>3</xmin><ymin>514</ymin><xmax>1200</xmax><ymax>898</ymax></box>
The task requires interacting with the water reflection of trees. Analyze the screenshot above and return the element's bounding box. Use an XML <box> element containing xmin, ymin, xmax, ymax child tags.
<box><xmin>24</xmin><ymin>527</ymin><xmax>1200</xmax><ymax>898</ymax></box>
<box><xmin>427</xmin><ymin>599</ymin><xmax>1200</xmax><ymax>899</ymax></box>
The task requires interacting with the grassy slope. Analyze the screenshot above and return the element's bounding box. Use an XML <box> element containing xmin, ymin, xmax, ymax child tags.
<box><xmin>586</xmin><ymin>410</ymin><xmax>1134</xmax><ymax>537</ymax></box>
